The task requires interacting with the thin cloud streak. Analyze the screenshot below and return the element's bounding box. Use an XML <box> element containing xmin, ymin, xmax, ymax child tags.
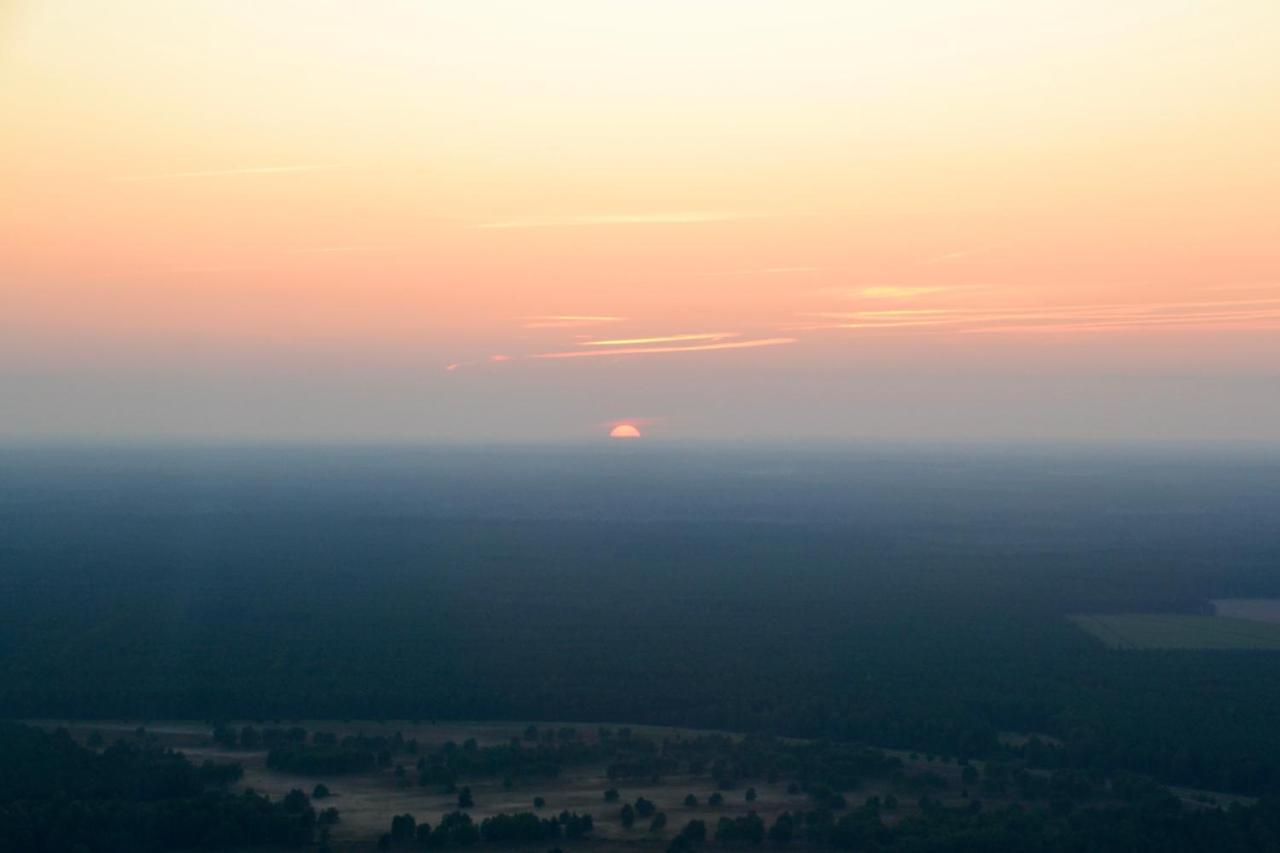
<box><xmin>581</xmin><ymin>332</ymin><xmax>738</xmax><ymax>347</ymax></box>
<box><xmin>113</xmin><ymin>164</ymin><xmax>335</xmax><ymax>182</ymax></box>
<box><xmin>794</xmin><ymin>297</ymin><xmax>1280</xmax><ymax>335</ymax></box>
<box><xmin>959</xmin><ymin>310</ymin><xmax>1280</xmax><ymax>335</ymax></box>
<box><xmin>476</xmin><ymin>212</ymin><xmax>760</xmax><ymax>229</ymax></box>
<box><xmin>534</xmin><ymin>337</ymin><xmax>796</xmax><ymax>359</ymax></box>
<box><xmin>1214</xmin><ymin>281</ymin><xmax>1280</xmax><ymax>291</ymax></box>
<box><xmin>459</xmin><ymin>294</ymin><xmax>1277</xmax><ymax>375</ymax></box>
<box><xmin>814</xmin><ymin>285</ymin><xmax>966</xmax><ymax>300</ymax></box>
<box><xmin>290</xmin><ymin>245</ymin><xmax>396</xmax><ymax>254</ymax></box>
<box><xmin>919</xmin><ymin>243</ymin><xmax>1010</xmax><ymax>265</ymax></box>
<box><xmin>857</xmin><ymin>286</ymin><xmax>955</xmax><ymax>299</ymax></box>
<box><xmin>175</xmin><ymin>264</ymin><xmax>275</xmax><ymax>274</ymax></box>
<box><xmin>705</xmin><ymin>266</ymin><xmax>820</xmax><ymax>277</ymax></box>
<box><xmin>520</xmin><ymin>315</ymin><xmax>626</xmax><ymax>329</ymax></box>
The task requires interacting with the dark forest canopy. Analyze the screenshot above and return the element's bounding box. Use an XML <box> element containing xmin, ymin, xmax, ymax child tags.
<box><xmin>9</xmin><ymin>717</ymin><xmax>1280</xmax><ymax>853</ymax></box>
<box><xmin>0</xmin><ymin>722</ymin><xmax>318</xmax><ymax>852</ymax></box>
<box><xmin>2</xmin><ymin>447</ymin><xmax>1280</xmax><ymax>800</ymax></box>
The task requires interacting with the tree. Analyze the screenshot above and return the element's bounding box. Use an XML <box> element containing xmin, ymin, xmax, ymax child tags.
<box><xmin>680</xmin><ymin>819</ymin><xmax>707</xmax><ymax>844</ymax></box>
<box><xmin>684</xmin><ymin>793</ymin><xmax>698</xmax><ymax>807</ymax></box>
<box><xmin>746</xmin><ymin>786</ymin><xmax>757</xmax><ymax>802</ymax></box>
<box><xmin>561</xmin><ymin>811</ymin><xmax>594</xmax><ymax>839</ymax></box>
<box><xmin>313</xmin><ymin>783</ymin><xmax>331</xmax><ymax>799</ymax></box>
<box><xmin>434</xmin><ymin>811</ymin><xmax>480</xmax><ymax>846</ymax></box>
<box><xmin>715</xmin><ymin>812</ymin><xmax>765</xmax><ymax>845</ymax></box>
<box><xmin>708</xmin><ymin>792</ymin><xmax>724</xmax><ymax>807</ymax></box>
<box><xmin>458</xmin><ymin>786</ymin><xmax>474</xmax><ymax>809</ymax></box>
<box><xmin>651</xmin><ymin>812</ymin><xmax>668</xmax><ymax>832</ymax></box>
<box><xmin>390</xmin><ymin>813</ymin><xmax>417</xmax><ymax>843</ymax></box>
<box><xmin>768</xmin><ymin>812</ymin><xmax>795</xmax><ymax>845</ymax></box>
<box><xmin>620</xmin><ymin>803</ymin><xmax>636</xmax><ymax>829</ymax></box>
<box><xmin>604</xmin><ymin>787</ymin><xmax>620</xmax><ymax>802</ymax></box>
<box><xmin>283</xmin><ymin>788</ymin><xmax>311</xmax><ymax>814</ymax></box>
<box><xmin>534</xmin><ymin>796</ymin><xmax>546</xmax><ymax>809</ymax></box>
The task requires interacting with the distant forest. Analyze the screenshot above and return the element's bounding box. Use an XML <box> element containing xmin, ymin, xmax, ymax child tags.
<box><xmin>3</xmin><ymin>447</ymin><xmax>1280</xmax><ymax>799</ymax></box>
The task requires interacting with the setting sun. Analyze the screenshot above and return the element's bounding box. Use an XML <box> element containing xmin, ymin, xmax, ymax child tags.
<box><xmin>609</xmin><ymin>424</ymin><xmax>641</xmax><ymax>440</ymax></box>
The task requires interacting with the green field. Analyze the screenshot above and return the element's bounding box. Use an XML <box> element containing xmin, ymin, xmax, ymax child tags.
<box><xmin>1070</xmin><ymin>613</ymin><xmax>1280</xmax><ymax>650</ymax></box>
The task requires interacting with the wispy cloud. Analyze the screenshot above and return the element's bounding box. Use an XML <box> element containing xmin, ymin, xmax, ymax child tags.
<box><xmin>794</xmin><ymin>297</ymin><xmax>1280</xmax><ymax>335</ymax></box>
<box><xmin>581</xmin><ymin>332</ymin><xmax>738</xmax><ymax>347</ymax></box>
<box><xmin>1213</xmin><ymin>281</ymin><xmax>1280</xmax><ymax>291</ymax></box>
<box><xmin>444</xmin><ymin>334</ymin><xmax>794</xmax><ymax>371</ymax></box>
<box><xmin>443</xmin><ymin>354</ymin><xmax>512</xmax><ymax>373</ymax></box>
<box><xmin>857</xmin><ymin>286</ymin><xmax>954</xmax><ymax>299</ymax></box>
<box><xmin>289</xmin><ymin>245</ymin><xmax>395</xmax><ymax>254</ymax></box>
<box><xmin>112</xmin><ymin>164</ymin><xmax>335</xmax><ymax>182</ymax></box>
<box><xmin>959</xmin><ymin>307</ymin><xmax>1280</xmax><ymax>335</ymax></box>
<box><xmin>476</xmin><ymin>212</ymin><xmax>760</xmax><ymax>229</ymax></box>
<box><xmin>704</xmin><ymin>266</ymin><xmax>820</xmax><ymax>277</ymax></box>
<box><xmin>520</xmin><ymin>315</ymin><xmax>626</xmax><ymax>329</ymax></box>
<box><xmin>919</xmin><ymin>243</ymin><xmax>1009</xmax><ymax>265</ymax></box>
<box><xmin>534</xmin><ymin>337</ymin><xmax>795</xmax><ymax>359</ymax></box>
<box><xmin>174</xmin><ymin>264</ymin><xmax>275</xmax><ymax>274</ymax></box>
<box><xmin>814</xmin><ymin>285</ymin><xmax>963</xmax><ymax>300</ymax></box>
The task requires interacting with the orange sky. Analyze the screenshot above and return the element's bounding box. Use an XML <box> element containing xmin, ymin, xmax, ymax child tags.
<box><xmin>2</xmin><ymin>2</ymin><xmax>1278</xmax><ymax>441</ymax></box>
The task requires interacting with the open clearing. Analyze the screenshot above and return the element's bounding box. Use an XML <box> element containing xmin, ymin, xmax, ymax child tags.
<box><xmin>31</xmin><ymin>718</ymin><xmax>1254</xmax><ymax>851</ymax></box>
<box><xmin>1070</xmin><ymin>613</ymin><xmax>1280</xmax><ymax>650</ymax></box>
<box><xmin>1211</xmin><ymin>598</ymin><xmax>1280</xmax><ymax>624</ymax></box>
<box><xmin>32</xmin><ymin>719</ymin><xmax>1011</xmax><ymax>850</ymax></box>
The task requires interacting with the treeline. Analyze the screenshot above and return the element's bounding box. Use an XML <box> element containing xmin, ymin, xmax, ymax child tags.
<box><xmin>378</xmin><ymin>809</ymin><xmax>594</xmax><ymax>849</ymax></box>
<box><xmin>0</xmin><ymin>722</ymin><xmax>324</xmax><ymax>852</ymax></box>
<box><xmin>223</xmin><ymin>725</ymin><xmax>411</xmax><ymax>775</ymax></box>
<box><xmin>665</xmin><ymin>791</ymin><xmax>1280</xmax><ymax>853</ymax></box>
<box><xmin>221</xmin><ymin>721</ymin><xmax>916</xmax><ymax>805</ymax></box>
<box><xmin>268</xmin><ymin>743</ymin><xmax>377</xmax><ymax>775</ymax></box>
<box><xmin>369</xmin><ymin>793</ymin><xmax>1280</xmax><ymax>853</ymax></box>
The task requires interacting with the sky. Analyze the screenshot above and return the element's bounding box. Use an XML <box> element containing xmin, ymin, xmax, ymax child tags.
<box><xmin>2</xmin><ymin>1</ymin><xmax>1278</xmax><ymax>444</ymax></box>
